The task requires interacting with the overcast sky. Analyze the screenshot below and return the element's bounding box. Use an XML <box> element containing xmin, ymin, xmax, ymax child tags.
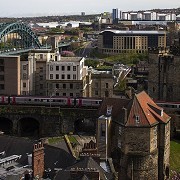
<box><xmin>0</xmin><ymin>0</ymin><xmax>179</xmax><ymax>17</ymax></box>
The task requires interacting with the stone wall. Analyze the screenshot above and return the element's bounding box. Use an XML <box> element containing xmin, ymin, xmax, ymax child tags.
<box><xmin>148</xmin><ymin>53</ymin><xmax>180</xmax><ymax>101</ymax></box>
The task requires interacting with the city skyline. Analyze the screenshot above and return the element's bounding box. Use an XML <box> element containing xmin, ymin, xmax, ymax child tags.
<box><xmin>0</xmin><ymin>0</ymin><xmax>179</xmax><ymax>17</ymax></box>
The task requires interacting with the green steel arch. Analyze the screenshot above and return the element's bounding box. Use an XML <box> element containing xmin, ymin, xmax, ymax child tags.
<box><xmin>0</xmin><ymin>22</ymin><xmax>41</xmax><ymax>49</ymax></box>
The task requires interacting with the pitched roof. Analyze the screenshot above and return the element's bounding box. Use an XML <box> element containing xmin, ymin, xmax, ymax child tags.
<box><xmin>125</xmin><ymin>91</ymin><xmax>171</xmax><ymax>127</ymax></box>
<box><xmin>0</xmin><ymin>135</ymin><xmax>75</xmax><ymax>169</ymax></box>
<box><xmin>65</xmin><ymin>157</ymin><xmax>113</xmax><ymax>180</ymax></box>
<box><xmin>98</xmin><ymin>98</ymin><xmax>130</xmax><ymax>121</ymax></box>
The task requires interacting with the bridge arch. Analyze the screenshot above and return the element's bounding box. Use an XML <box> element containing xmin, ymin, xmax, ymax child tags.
<box><xmin>0</xmin><ymin>117</ymin><xmax>13</xmax><ymax>134</ymax></box>
<box><xmin>0</xmin><ymin>22</ymin><xmax>41</xmax><ymax>52</ymax></box>
<box><xmin>18</xmin><ymin>117</ymin><xmax>40</xmax><ymax>137</ymax></box>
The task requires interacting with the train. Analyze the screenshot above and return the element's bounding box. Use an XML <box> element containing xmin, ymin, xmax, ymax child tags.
<box><xmin>0</xmin><ymin>96</ymin><xmax>103</xmax><ymax>107</ymax></box>
<box><xmin>155</xmin><ymin>101</ymin><xmax>180</xmax><ymax>109</ymax></box>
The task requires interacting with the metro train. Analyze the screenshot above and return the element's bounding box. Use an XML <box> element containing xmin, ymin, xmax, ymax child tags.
<box><xmin>155</xmin><ymin>101</ymin><xmax>180</xmax><ymax>109</ymax></box>
<box><xmin>0</xmin><ymin>96</ymin><xmax>103</xmax><ymax>107</ymax></box>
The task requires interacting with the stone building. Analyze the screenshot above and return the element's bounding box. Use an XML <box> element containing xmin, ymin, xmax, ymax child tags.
<box><xmin>148</xmin><ymin>49</ymin><xmax>180</xmax><ymax>101</ymax></box>
<box><xmin>46</xmin><ymin>56</ymin><xmax>90</xmax><ymax>97</ymax></box>
<box><xmin>98</xmin><ymin>91</ymin><xmax>171</xmax><ymax>180</ymax></box>
<box><xmin>90</xmin><ymin>69</ymin><xmax>114</xmax><ymax>98</ymax></box>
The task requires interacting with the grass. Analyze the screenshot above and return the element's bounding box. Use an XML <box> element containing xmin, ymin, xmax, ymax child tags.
<box><xmin>170</xmin><ymin>140</ymin><xmax>180</xmax><ymax>173</ymax></box>
<box><xmin>48</xmin><ymin>136</ymin><xmax>64</xmax><ymax>144</ymax></box>
<box><xmin>68</xmin><ymin>135</ymin><xmax>78</xmax><ymax>144</ymax></box>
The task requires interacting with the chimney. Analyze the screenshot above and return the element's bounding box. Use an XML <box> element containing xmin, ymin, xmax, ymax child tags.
<box><xmin>32</xmin><ymin>142</ymin><xmax>45</xmax><ymax>179</ymax></box>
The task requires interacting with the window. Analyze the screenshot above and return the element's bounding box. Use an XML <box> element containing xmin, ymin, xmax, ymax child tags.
<box><xmin>135</xmin><ymin>115</ymin><xmax>140</xmax><ymax>124</ymax></box>
<box><xmin>119</xmin><ymin>126</ymin><xmax>122</xmax><ymax>135</ymax></box>
<box><xmin>118</xmin><ymin>139</ymin><xmax>121</xmax><ymax>148</ymax></box>
<box><xmin>70</xmin><ymin>93</ymin><xmax>73</xmax><ymax>97</ymax></box>
<box><xmin>0</xmin><ymin>84</ymin><xmax>4</xmax><ymax>90</ymax></box>
<box><xmin>76</xmin><ymin>93</ymin><xmax>80</xmax><ymax>97</ymax></box>
<box><xmin>23</xmin><ymin>73</ymin><xmax>27</xmax><ymax>79</ymax></box>
<box><xmin>63</xmin><ymin>84</ymin><xmax>66</xmax><ymax>89</ymax></box>
<box><xmin>23</xmin><ymin>65</ymin><xmax>27</xmax><ymax>70</ymax></box>
<box><xmin>95</xmin><ymin>83</ymin><xmax>98</xmax><ymax>88</ymax></box>
<box><xmin>67</xmin><ymin>66</ymin><xmax>71</xmax><ymax>71</ymax></box>
<box><xmin>63</xmin><ymin>93</ymin><xmax>66</xmax><ymax>96</ymax></box>
<box><xmin>56</xmin><ymin>74</ymin><xmax>59</xmax><ymax>79</ymax></box>
<box><xmin>55</xmin><ymin>56</ymin><xmax>58</xmax><ymax>61</ymax></box>
<box><xmin>40</xmin><ymin>54</ymin><xmax>43</xmax><ymax>59</ymax></box>
<box><xmin>73</xmin><ymin>74</ymin><xmax>76</xmax><ymax>80</ymax></box>
<box><xmin>62</xmin><ymin>66</ymin><xmax>65</xmax><ymax>71</ymax></box>
<box><xmin>0</xmin><ymin>59</ymin><xmax>4</xmax><ymax>65</ymax></box>
<box><xmin>23</xmin><ymin>83</ymin><xmax>26</xmax><ymax>88</ymax></box>
<box><xmin>56</xmin><ymin>84</ymin><xmax>59</xmax><ymax>88</ymax></box>
<box><xmin>39</xmin><ymin>75</ymin><xmax>43</xmax><ymax>81</ymax></box>
<box><xmin>22</xmin><ymin>91</ymin><xmax>26</xmax><ymax>95</ymax></box>
<box><xmin>105</xmin><ymin>83</ymin><xmax>109</xmax><ymax>88</ymax></box>
<box><xmin>0</xmin><ymin>75</ymin><xmax>4</xmax><ymax>81</ymax></box>
<box><xmin>62</xmin><ymin>74</ymin><xmax>65</xmax><ymax>79</ymax></box>
<box><xmin>40</xmin><ymin>84</ymin><xmax>43</xmax><ymax>89</ymax></box>
<box><xmin>73</xmin><ymin>66</ymin><xmax>76</xmax><ymax>71</ymax></box>
<box><xmin>50</xmin><ymin>65</ymin><xmax>53</xmax><ymax>71</ymax></box>
<box><xmin>154</xmin><ymin>126</ymin><xmax>157</xmax><ymax>136</ymax></box>
<box><xmin>0</xmin><ymin>66</ymin><xmax>4</xmax><ymax>72</ymax></box>
<box><xmin>95</xmin><ymin>90</ymin><xmax>98</xmax><ymax>96</ymax></box>
<box><xmin>56</xmin><ymin>66</ymin><xmax>59</xmax><ymax>71</ymax></box>
<box><xmin>70</xmin><ymin>84</ymin><xmax>73</xmax><ymax>89</ymax></box>
<box><xmin>50</xmin><ymin>74</ymin><xmax>53</xmax><ymax>79</ymax></box>
<box><xmin>76</xmin><ymin>84</ymin><xmax>79</xmax><ymax>89</ymax></box>
<box><xmin>40</xmin><ymin>67</ymin><xmax>43</xmax><ymax>73</ymax></box>
<box><xmin>67</xmin><ymin>74</ymin><xmax>70</xmax><ymax>79</ymax></box>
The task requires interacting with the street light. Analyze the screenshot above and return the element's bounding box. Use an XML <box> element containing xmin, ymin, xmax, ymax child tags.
<box><xmin>50</xmin><ymin>88</ymin><xmax>58</xmax><ymax>107</ymax></box>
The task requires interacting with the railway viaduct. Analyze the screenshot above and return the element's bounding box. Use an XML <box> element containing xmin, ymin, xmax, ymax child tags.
<box><xmin>0</xmin><ymin>105</ymin><xmax>99</xmax><ymax>137</ymax></box>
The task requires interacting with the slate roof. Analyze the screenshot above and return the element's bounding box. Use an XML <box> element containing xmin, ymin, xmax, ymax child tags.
<box><xmin>0</xmin><ymin>135</ymin><xmax>76</xmax><ymax>170</ymax></box>
<box><xmin>55</xmin><ymin>157</ymin><xmax>114</xmax><ymax>180</ymax></box>
<box><xmin>98</xmin><ymin>98</ymin><xmax>131</xmax><ymax>122</ymax></box>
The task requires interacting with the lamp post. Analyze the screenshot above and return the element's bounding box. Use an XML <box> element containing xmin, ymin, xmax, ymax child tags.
<box><xmin>50</xmin><ymin>88</ymin><xmax>58</xmax><ymax>107</ymax></box>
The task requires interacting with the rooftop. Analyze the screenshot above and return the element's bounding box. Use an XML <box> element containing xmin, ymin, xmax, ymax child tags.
<box><xmin>100</xmin><ymin>30</ymin><xmax>166</xmax><ymax>35</ymax></box>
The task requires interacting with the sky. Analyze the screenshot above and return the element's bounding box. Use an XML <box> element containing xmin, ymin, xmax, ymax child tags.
<box><xmin>0</xmin><ymin>0</ymin><xmax>179</xmax><ymax>17</ymax></box>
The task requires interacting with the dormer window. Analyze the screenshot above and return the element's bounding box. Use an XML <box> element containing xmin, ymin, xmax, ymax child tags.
<box><xmin>135</xmin><ymin>115</ymin><xmax>140</xmax><ymax>124</ymax></box>
<box><xmin>161</xmin><ymin>109</ymin><xmax>163</xmax><ymax>117</ymax></box>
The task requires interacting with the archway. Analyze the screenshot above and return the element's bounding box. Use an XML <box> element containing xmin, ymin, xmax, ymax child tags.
<box><xmin>74</xmin><ymin>118</ymin><xmax>95</xmax><ymax>134</ymax></box>
<box><xmin>18</xmin><ymin>117</ymin><xmax>40</xmax><ymax>138</ymax></box>
<box><xmin>0</xmin><ymin>117</ymin><xmax>13</xmax><ymax>134</ymax></box>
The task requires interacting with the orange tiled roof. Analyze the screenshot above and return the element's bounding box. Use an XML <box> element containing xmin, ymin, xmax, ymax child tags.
<box><xmin>125</xmin><ymin>91</ymin><xmax>171</xmax><ymax>127</ymax></box>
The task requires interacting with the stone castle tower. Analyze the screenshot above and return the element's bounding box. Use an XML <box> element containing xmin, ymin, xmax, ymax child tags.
<box><xmin>97</xmin><ymin>91</ymin><xmax>171</xmax><ymax>180</ymax></box>
<box><xmin>148</xmin><ymin>49</ymin><xmax>180</xmax><ymax>101</ymax></box>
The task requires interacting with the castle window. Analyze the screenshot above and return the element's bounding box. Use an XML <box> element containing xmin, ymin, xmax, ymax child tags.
<box><xmin>118</xmin><ymin>139</ymin><xmax>121</xmax><ymax>148</ymax></box>
<box><xmin>119</xmin><ymin>126</ymin><xmax>122</xmax><ymax>135</ymax></box>
<box><xmin>154</xmin><ymin>126</ymin><xmax>157</xmax><ymax>136</ymax></box>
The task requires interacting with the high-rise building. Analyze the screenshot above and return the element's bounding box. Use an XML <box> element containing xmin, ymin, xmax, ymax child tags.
<box><xmin>112</xmin><ymin>8</ymin><xmax>119</xmax><ymax>24</ymax></box>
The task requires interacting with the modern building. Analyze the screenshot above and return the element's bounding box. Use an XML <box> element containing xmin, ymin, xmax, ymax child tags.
<box><xmin>112</xmin><ymin>8</ymin><xmax>119</xmax><ymax>24</ymax></box>
<box><xmin>0</xmin><ymin>55</ymin><xmax>20</xmax><ymax>96</ymax></box>
<box><xmin>98</xmin><ymin>30</ymin><xmax>166</xmax><ymax>55</ymax></box>
<box><xmin>46</xmin><ymin>56</ymin><xmax>90</xmax><ymax>97</ymax></box>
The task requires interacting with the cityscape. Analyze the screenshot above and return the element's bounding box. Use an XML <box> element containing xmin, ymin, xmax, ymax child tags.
<box><xmin>0</xmin><ymin>2</ymin><xmax>180</xmax><ymax>180</ymax></box>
